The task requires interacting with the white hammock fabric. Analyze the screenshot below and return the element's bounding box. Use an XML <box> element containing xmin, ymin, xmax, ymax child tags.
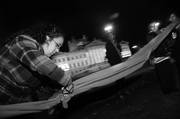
<box><xmin>0</xmin><ymin>21</ymin><xmax>179</xmax><ymax>118</ymax></box>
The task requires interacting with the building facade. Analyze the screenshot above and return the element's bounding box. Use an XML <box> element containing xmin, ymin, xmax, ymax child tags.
<box><xmin>52</xmin><ymin>40</ymin><xmax>108</xmax><ymax>77</ymax></box>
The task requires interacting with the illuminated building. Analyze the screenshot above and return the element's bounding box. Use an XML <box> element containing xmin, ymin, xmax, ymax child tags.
<box><xmin>52</xmin><ymin>40</ymin><xmax>109</xmax><ymax>77</ymax></box>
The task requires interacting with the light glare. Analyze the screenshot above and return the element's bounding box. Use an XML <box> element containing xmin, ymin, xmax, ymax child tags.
<box><xmin>104</xmin><ymin>24</ymin><xmax>113</xmax><ymax>33</ymax></box>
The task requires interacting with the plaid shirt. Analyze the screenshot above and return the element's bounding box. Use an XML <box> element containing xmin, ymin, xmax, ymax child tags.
<box><xmin>0</xmin><ymin>35</ymin><xmax>65</xmax><ymax>104</ymax></box>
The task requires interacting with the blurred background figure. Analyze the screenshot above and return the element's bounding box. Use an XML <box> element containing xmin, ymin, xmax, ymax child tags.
<box><xmin>146</xmin><ymin>20</ymin><xmax>162</xmax><ymax>43</ymax></box>
<box><xmin>169</xmin><ymin>13</ymin><xmax>178</xmax><ymax>22</ymax></box>
<box><xmin>68</xmin><ymin>34</ymin><xmax>89</xmax><ymax>52</ymax></box>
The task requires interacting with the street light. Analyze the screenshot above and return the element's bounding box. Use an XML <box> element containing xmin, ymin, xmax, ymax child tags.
<box><xmin>104</xmin><ymin>23</ymin><xmax>115</xmax><ymax>41</ymax></box>
<box><xmin>104</xmin><ymin>24</ymin><xmax>113</xmax><ymax>33</ymax></box>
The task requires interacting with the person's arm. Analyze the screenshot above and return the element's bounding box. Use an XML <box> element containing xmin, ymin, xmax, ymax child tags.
<box><xmin>10</xmin><ymin>36</ymin><xmax>70</xmax><ymax>86</ymax></box>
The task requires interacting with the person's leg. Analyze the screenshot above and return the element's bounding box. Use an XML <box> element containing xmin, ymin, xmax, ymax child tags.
<box><xmin>155</xmin><ymin>58</ymin><xmax>180</xmax><ymax>94</ymax></box>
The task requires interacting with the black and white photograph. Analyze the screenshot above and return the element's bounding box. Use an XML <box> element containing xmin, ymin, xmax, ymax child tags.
<box><xmin>1</xmin><ymin>0</ymin><xmax>180</xmax><ymax>119</ymax></box>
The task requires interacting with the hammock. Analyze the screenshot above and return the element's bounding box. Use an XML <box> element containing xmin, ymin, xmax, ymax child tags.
<box><xmin>0</xmin><ymin>21</ymin><xmax>179</xmax><ymax>118</ymax></box>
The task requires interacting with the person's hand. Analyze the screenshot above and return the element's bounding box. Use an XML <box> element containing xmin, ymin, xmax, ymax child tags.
<box><xmin>59</xmin><ymin>71</ymin><xmax>72</xmax><ymax>87</ymax></box>
<box><xmin>62</xmin><ymin>83</ymin><xmax>74</xmax><ymax>94</ymax></box>
<box><xmin>59</xmin><ymin>71</ymin><xmax>74</xmax><ymax>94</ymax></box>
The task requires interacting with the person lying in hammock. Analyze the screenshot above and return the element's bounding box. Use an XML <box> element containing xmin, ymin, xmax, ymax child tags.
<box><xmin>0</xmin><ymin>22</ymin><xmax>73</xmax><ymax>105</ymax></box>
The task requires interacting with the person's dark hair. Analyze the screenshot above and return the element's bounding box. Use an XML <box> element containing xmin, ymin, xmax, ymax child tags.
<box><xmin>6</xmin><ymin>22</ymin><xmax>64</xmax><ymax>45</ymax></box>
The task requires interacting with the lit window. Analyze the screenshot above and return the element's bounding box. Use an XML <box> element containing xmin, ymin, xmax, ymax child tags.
<box><xmin>80</xmin><ymin>54</ymin><xmax>82</xmax><ymax>58</ymax></box>
<box><xmin>77</xmin><ymin>62</ymin><xmax>80</xmax><ymax>67</ymax></box>
<box><xmin>73</xmin><ymin>63</ymin><xmax>76</xmax><ymax>68</ymax></box>
<box><xmin>69</xmin><ymin>64</ymin><xmax>72</xmax><ymax>68</ymax></box>
<box><xmin>81</xmin><ymin>62</ymin><xmax>84</xmax><ymax>66</ymax></box>
<box><xmin>75</xmin><ymin>56</ymin><xmax>78</xmax><ymax>59</ymax></box>
<box><xmin>67</xmin><ymin>57</ymin><xmax>70</xmax><ymax>61</ymax></box>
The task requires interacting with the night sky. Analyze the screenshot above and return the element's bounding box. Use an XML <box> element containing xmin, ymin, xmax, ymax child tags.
<box><xmin>1</xmin><ymin>0</ymin><xmax>180</xmax><ymax>44</ymax></box>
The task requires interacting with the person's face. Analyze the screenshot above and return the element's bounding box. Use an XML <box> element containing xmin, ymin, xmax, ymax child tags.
<box><xmin>42</xmin><ymin>36</ymin><xmax>64</xmax><ymax>57</ymax></box>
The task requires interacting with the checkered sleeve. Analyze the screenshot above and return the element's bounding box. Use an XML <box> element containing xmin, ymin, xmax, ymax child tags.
<box><xmin>10</xmin><ymin>36</ymin><xmax>65</xmax><ymax>83</ymax></box>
